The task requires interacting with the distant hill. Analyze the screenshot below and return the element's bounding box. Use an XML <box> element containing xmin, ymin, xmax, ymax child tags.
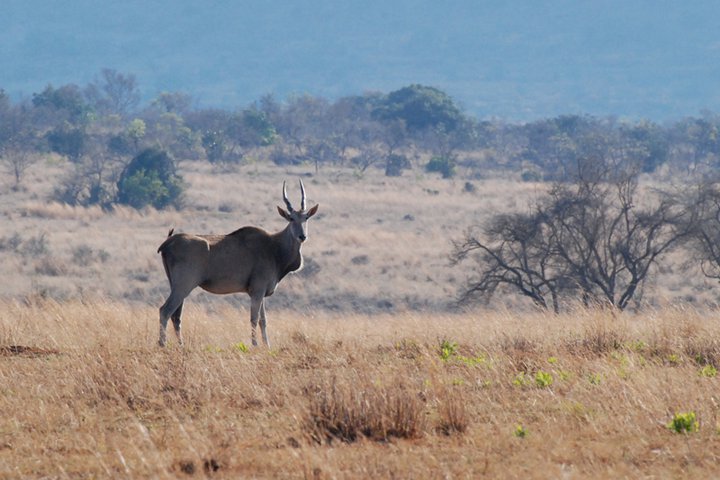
<box><xmin>4</xmin><ymin>0</ymin><xmax>720</xmax><ymax>120</ymax></box>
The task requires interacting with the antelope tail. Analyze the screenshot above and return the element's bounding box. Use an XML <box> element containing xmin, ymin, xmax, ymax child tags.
<box><xmin>157</xmin><ymin>228</ymin><xmax>176</xmax><ymax>254</ymax></box>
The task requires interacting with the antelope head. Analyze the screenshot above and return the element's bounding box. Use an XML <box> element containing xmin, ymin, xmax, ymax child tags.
<box><xmin>277</xmin><ymin>179</ymin><xmax>319</xmax><ymax>243</ymax></box>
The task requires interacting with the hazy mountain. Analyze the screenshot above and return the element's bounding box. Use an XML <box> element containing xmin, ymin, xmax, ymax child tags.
<box><xmin>3</xmin><ymin>0</ymin><xmax>720</xmax><ymax>120</ymax></box>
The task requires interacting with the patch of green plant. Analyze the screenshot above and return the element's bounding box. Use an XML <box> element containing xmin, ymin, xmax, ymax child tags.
<box><xmin>616</xmin><ymin>367</ymin><xmax>630</xmax><ymax>380</ymax></box>
<box><xmin>232</xmin><ymin>342</ymin><xmax>249</xmax><ymax>353</ymax></box>
<box><xmin>587</xmin><ymin>373</ymin><xmax>603</xmax><ymax>385</ymax></box>
<box><xmin>564</xmin><ymin>401</ymin><xmax>591</xmax><ymax>419</ymax></box>
<box><xmin>457</xmin><ymin>354</ymin><xmax>489</xmax><ymax>367</ymax></box>
<box><xmin>513</xmin><ymin>372</ymin><xmax>530</xmax><ymax>387</ymax></box>
<box><xmin>700</xmin><ymin>365</ymin><xmax>717</xmax><ymax>378</ymax></box>
<box><xmin>558</xmin><ymin>370</ymin><xmax>572</xmax><ymax>381</ymax></box>
<box><xmin>627</xmin><ymin>340</ymin><xmax>648</xmax><ymax>352</ymax></box>
<box><xmin>535</xmin><ymin>370</ymin><xmax>553</xmax><ymax>388</ymax></box>
<box><xmin>514</xmin><ymin>424</ymin><xmax>527</xmax><ymax>438</ymax></box>
<box><xmin>439</xmin><ymin>339</ymin><xmax>458</xmax><ymax>361</ymax></box>
<box><xmin>610</xmin><ymin>352</ymin><xmax>631</xmax><ymax>368</ymax></box>
<box><xmin>547</xmin><ymin>356</ymin><xmax>558</xmax><ymax>364</ymax></box>
<box><xmin>667</xmin><ymin>353</ymin><xmax>681</xmax><ymax>365</ymax></box>
<box><xmin>667</xmin><ymin>412</ymin><xmax>699</xmax><ymax>434</ymax></box>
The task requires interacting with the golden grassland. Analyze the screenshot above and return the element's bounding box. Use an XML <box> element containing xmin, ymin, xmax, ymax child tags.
<box><xmin>1</xmin><ymin>298</ymin><xmax>720</xmax><ymax>478</ymax></box>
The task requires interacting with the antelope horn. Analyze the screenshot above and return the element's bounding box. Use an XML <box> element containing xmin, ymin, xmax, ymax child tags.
<box><xmin>299</xmin><ymin>179</ymin><xmax>306</xmax><ymax>211</ymax></box>
<box><xmin>282</xmin><ymin>181</ymin><xmax>293</xmax><ymax>212</ymax></box>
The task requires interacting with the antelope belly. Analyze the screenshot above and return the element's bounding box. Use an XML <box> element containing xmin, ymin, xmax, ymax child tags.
<box><xmin>199</xmin><ymin>278</ymin><xmax>246</xmax><ymax>294</ymax></box>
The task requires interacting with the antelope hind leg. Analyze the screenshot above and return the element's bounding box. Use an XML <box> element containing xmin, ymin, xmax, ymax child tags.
<box><xmin>171</xmin><ymin>301</ymin><xmax>184</xmax><ymax>346</ymax></box>
<box><xmin>159</xmin><ymin>288</ymin><xmax>192</xmax><ymax>347</ymax></box>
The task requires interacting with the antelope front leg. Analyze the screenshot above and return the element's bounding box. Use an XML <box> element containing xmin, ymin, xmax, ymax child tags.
<box><xmin>259</xmin><ymin>300</ymin><xmax>270</xmax><ymax>347</ymax></box>
<box><xmin>249</xmin><ymin>294</ymin><xmax>263</xmax><ymax>347</ymax></box>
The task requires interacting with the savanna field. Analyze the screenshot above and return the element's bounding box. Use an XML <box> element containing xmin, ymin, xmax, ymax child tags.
<box><xmin>2</xmin><ymin>162</ymin><xmax>720</xmax><ymax>478</ymax></box>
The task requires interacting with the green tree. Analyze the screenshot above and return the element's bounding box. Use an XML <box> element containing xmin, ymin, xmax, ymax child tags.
<box><xmin>126</xmin><ymin>118</ymin><xmax>146</xmax><ymax>152</ymax></box>
<box><xmin>32</xmin><ymin>84</ymin><xmax>91</xmax><ymax>126</ymax></box>
<box><xmin>46</xmin><ymin>123</ymin><xmax>86</xmax><ymax>161</ymax></box>
<box><xmin>374</xmin><ymin>84</ymin><xmax>463</xmax><ymax>132</ymax></box>
<box><xmin>116</xmin><ymin>148</ymin><xmax>183</xmax><ymax>209</ymax></box>
<box><xmin>224</xmin><ymin>108</ymin><xmax>277</xmax><ymax>160</ymax></box>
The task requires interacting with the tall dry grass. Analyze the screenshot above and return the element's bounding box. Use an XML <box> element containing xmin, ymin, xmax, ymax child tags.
<box><xmin>1</xmin><ymin>299</ymin><xmax>719</xmax><ymax>478</ymax></box>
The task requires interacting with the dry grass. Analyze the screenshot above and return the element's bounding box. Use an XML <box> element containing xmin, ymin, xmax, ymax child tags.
<box><xmin>1</xmin><ymin>299</ymin><xmax>720</xmax><ymax>478</ymax></box>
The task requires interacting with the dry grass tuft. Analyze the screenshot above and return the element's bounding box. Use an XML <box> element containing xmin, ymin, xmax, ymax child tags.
<box><xmin>305</xmin><ymin>373</ymin><xmax>426</xmax><ymax>444</ymax></box>
<box><xmin>0</xmin><ymin>344</ymin><xmax>60</xmax><ymax>357</ymax></box>
<box><xmin>435</xmin><ymin>390</ymin><xmax>470</xmax><ymax>435</ymax></box>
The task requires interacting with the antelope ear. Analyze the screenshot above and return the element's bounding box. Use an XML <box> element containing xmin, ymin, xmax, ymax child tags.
<box><xmin>277</xmin><ymin>206</ymin><xmax>292</xmax><ymax>220</ymax></box>
<box><xmin>306</xmin><ymin>204</ymin><xmax>319</xmax><ymax>218</ymax></box>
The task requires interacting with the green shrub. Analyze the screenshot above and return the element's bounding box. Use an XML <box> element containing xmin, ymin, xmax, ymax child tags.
<box><xmin>439</xmin><ymin>339</ymin><xmax>458</xmax><ymax>361</ymax></box>
<box><xmin>667</xmin><ymin>412</ymin><xmax>699</xmax><ymax>434</ymax></box>
<box><xmin>425</xmin><ymin>156</ymin><xmax>456</xmax><ymax>179</ymax></box>
<box><xmin>385</xmin><ymin>154</ymin><xmax>410</xmax><ymax>177</ymax></box>
<box><xmin>116</xmin><ymin>148</ymin><xmax>183</xmax><ymax>209</ymax></box>
<box><xmin>535</xmin><ymin>370</ymin><xmax>553</xmax><ymax>388</ymax></box>
<box><xmin>513</xmin><ymin>372</ymin><xmax>529</xmax><ymax>387</ymax></box>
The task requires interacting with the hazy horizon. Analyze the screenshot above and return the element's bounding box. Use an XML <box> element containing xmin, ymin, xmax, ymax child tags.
<box><xmin>4</xmin><ymin>1</ymin><xmax>720</xmax><ymax>121</ymax></box>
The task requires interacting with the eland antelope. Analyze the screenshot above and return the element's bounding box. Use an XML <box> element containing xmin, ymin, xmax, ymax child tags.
<box><xmin>156</xmin><ymin>180</ymin><xmax>318</xmax><ymax>347</ymax></box>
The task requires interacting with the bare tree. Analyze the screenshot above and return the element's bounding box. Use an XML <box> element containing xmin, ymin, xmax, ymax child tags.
<box><xmin>451</xmin><ymin>211</ymin><xmax>566</xmax><ymax>312</ymax></box>
<box><xmin>686</xmin><ymin>179</ymin><xmax>720</xmax><ymax>281</ymax></box>
<box><xmin>454</xmin><ymin>162</ymin><xmax>694</xmax><ymax>311</ymax></box>
<box><xmin>86</xmin><ymin>69</ymin><xmax>141</xmax><ymax>117</ymax></box>
<box><xmin>544</xmin><ymin>173</ymin><xmax>691</xmax><ymax>309</ymax></box>
<box><xmin>0</xmin><ymin>103</ymin><xmax>40</xmax><ymax>188</ymax></box>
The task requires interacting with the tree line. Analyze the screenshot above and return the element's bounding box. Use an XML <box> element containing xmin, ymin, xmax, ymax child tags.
<box><xmin>4</xmin><ymin>69</ymin><xmax>720</xmax><ymax>205</ymax></box>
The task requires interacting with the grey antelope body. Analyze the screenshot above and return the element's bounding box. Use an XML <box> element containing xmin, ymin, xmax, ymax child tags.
<box><xmin>157</xmin><ymin>180</ymin><xmax>318</xmax><ymax>347</ymax></box>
